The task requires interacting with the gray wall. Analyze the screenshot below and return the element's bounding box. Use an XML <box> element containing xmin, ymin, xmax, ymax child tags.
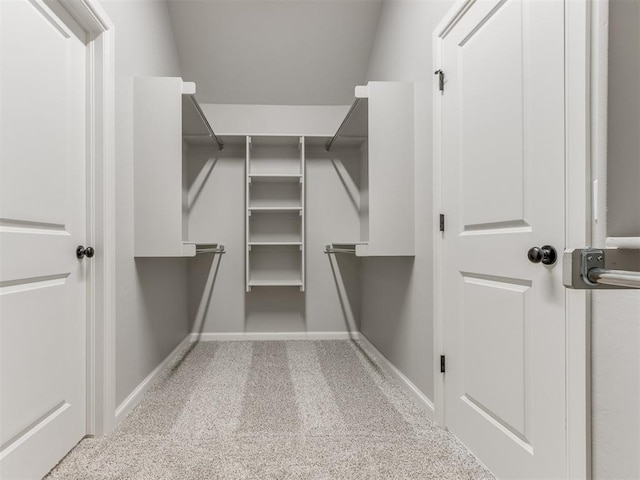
<box><xmin>188</xmin><ymin>105</ymin><xmax>361</xmax><ymax>335</ymax></box>
<box><xmin>606</xmin><ymin>0</ymin><xmax>640</xmax><ymax>237</ymax></box>
<box><xmin>360</xmin><ymin>0</ymin><xmax>453</xmax><ymax>401</ymax></box>
<box><xmin>100</xmin><ymin>0</ymin><xmax>190</xmax><ymax>406</ymax></box>
<box><xmin>592</xmin><ymin>1</ymin><xmax>640</xmax><ymax>478</ymax></box>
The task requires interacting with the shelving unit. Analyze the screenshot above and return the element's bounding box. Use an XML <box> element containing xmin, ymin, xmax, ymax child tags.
<box><xmin>325</xmin><ymin>82</ymin><xmax>415</xmax><ymax>257</ymax></box>
<box><xmin>133</xmin><ymin>77</ymin><xmax>223</xmax><ymax>257</ymax></box>
<box><xmin>246</xmin><ymin>136</ymin><xmax>305</xmax><ymax>291</ymax></box>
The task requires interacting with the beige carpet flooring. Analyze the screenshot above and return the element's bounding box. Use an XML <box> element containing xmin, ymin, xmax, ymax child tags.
<box><xmin>46</xmin><ymin>340</ymin><xmax>495</xmax><ymax>479</ymax></box>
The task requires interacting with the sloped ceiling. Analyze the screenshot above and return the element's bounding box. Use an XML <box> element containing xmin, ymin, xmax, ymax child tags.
<box><xmin>167</xmin><ymin>0</ymin><xmax>383</xmax><ymax>105</ymax></box>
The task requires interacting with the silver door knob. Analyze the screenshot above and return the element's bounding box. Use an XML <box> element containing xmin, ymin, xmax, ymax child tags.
<box><xmin>527</xmin><ymin>245</ymin><xmax>557</xmax><ymax>265</ymax></box>
<box><xmin>76</xmin><ymin>245</ymin><xmax>95</xmax><ymax>259</ymax></box>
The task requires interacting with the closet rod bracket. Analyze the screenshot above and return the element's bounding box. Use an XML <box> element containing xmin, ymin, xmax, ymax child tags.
<box><xmin>564</xmin><ymin>247</ymin><xmax>640</xmax><ymax>289</ymax></box>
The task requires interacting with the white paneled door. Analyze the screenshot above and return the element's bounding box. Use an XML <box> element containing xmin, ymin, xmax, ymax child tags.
<box><xmin>439</xmin><ymin>0</ymin><xmax>567</xmax><ymax>478</ymax></box>
<box><xmin>0</xmin><ymin>1</ymin><xmax>88</xmax><ymax>478</ymax></box>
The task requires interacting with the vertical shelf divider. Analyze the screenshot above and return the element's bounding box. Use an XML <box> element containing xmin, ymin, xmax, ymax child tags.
<box><xmin>300</xmin><ymin>136</ymin><xmax>306</xmax><ymax>292</ymax></box>
<box><xmin>246</xmin><ymin>136</ymin><xmax>251</xmax><ymax>292</ymax></box>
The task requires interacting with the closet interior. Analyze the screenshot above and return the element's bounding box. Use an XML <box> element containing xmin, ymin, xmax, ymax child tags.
<box><xmin>133</xmin><ymin>76</ymin><xmax>417</xmax><ymax>334</ymax></box>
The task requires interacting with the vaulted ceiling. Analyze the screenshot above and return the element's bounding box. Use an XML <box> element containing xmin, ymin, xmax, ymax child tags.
<box><xmin>167</xmin><ymin>0</ymin><xmax>383</xmax><ymax>105</ymax></box>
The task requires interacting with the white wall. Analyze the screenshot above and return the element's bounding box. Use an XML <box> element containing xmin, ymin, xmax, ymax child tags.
<box><xmin>591</xmin><ymin>1</ymin><xmax>640</xmax><ymax>478</ymax></box>
<box><xmin>100</xmin><ymin>0</ymin><xmax>190</xmax><ymax>406</ymax></box>
<box><xmin>201</xmin><ymin>104</ymin><xmax>348</xmax><ymax>137</ymax></box>
<box><xmin>189</xmin><ymin>105</ymin><xmax>361</xmax><ymax>336</ymax></box>
<box><xmin>167</xmin><ymin>0</ymin><xmax>382</xmax><ymax>105</ymax></box>
<box><xmin>360</xmin><ymin>0</ymin><xmax>453</xmax><ymax>400</ymax></box>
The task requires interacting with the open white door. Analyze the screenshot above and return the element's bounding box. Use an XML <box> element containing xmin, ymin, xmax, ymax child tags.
<box><xmin>0</xmin><ymin>1</ymin><xmax>89</xmax><ymax>478</ymax></box>
<box><xmin>436</xmin><ymin>0</ymin><xmax>570</xmax><ymax>478</ymax></box>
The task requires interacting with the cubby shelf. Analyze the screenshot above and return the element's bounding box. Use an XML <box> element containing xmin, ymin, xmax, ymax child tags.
<box><xmin>248</xmin><ymin>242</ymin><xmax>302</xmax><ymax>246</ymax></box>
<box><xmin>246</xmin><ymin>136</ymin><xmax>305</xmax><ymax>292</ymax></box>
<box><xmin>247</xmin><ymin>279</ymin><xmax>304</xmax><ymax>287</ymax></box>
<box><xmin>248</xmin><ymin>206</ymin><xmax>302</xmax><ymax>212</ymax></box>
<box><xmin>248</xmin><ymin>174</ymin><xmax>302</xmax><ymax>184</ymax></box>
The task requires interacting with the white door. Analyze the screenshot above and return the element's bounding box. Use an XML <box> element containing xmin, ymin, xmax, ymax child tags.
<box><xmin>0</xmin><ymin>1</ymin><xmax>88</xmax><ymax>478</ymax></box>
<box><xmin>439</xmin><ymin>0</ymin><xmax>567</xmax><ymax>478</ymax></box>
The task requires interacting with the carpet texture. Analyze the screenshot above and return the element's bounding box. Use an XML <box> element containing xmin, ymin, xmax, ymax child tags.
<box><xmin>46</xmin><ymin>340</ymin><xmax>495</xmax><ymax>479</ymax></box>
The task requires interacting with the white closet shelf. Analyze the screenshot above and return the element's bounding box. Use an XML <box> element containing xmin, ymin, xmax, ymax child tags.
<box><xmin>135</xmin><ymin>242</ymin><xmax>223</xmax><ymax>258</ymax></box>
<box><xmin>248</xmin><ymin>174</ymin><xmax>302</xmax><ymax>184</ymax></box>
<box><xmin>248</xmin><ymin>206</ymin><xmax>303</xmax><ymax>212</ymax></box>
<box><xmin>133</xmin><ymin>77</ymin><xmax>224</xmax><ymax>258</ymax></box>
<box><xmin>247</xmin><ymin>279</ymin><xmax>303</xmax><ymax>287</ymax></box>
<box><xmin>326</xmin><ymin>82</ymin><xmax>416</xmax><ymax>256</ymax></box>
<box><xmin>249</xmin><ymin>241</ymin><xmax>302</xmax><ymax>246</ymax></box>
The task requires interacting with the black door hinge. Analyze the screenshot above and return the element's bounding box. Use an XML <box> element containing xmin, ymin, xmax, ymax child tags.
<box><xmin>440</xmin><ymin>355</ymin><xmax>446</xmax><ymax>373</ymax></box>
<box><xmin>439</xmin><ymin>214</ymin><xmax>445</xmax><ymax>232</ymax></box>
<box><xmin>434</xmin><ymin>69</ymin><xmax>444</xmax><ymax>92</ymax></box>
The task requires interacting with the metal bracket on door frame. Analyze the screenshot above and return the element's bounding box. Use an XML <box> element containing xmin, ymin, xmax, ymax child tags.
<box><xmin>563</xmin><ymin>248</ymin><xmax>640</xmax><ymax>289</ymax></box>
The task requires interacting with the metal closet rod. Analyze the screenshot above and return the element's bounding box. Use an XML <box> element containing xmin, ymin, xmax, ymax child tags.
<box><xmin>188</xmin><ymin>95</ymin><xmax>224</xmax><ymax>151</ymax></box>
<box><xmin>325</xmin><ymin>97</ymin><xmax>362</xmax><ymax>152</ymax></box>
<box><xmin>587</xmin><ymin>268</ymin><xmax>640</xmax><ymax>288</ymax></box>
<box><xmin>563</xmin><ymin>248</ymin><xmax>640</xmax><ymax>289</ymax></box>
<box><xmin>196</xmin><ymin>245</ymin><xmax>226</xmax><ymax>255</ymax></box>
<box><xmin>324</xmin><ymin>245</ymin><xmax>356</xmax><ymax>254</ymax></box>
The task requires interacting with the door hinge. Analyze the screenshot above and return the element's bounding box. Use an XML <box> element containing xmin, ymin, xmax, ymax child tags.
<box><xmin>439</xmin><ymin>214</ymin><xmax>445</xmax><ymax>232</ymax></box>
<box><xmin>434</xmin><ymin>69</ymin><xmax>444</xmax><ymax>92</ymax></box>
<box><xmin>440</xmin><ymin>355</ymin><xmax>446</xmax><ymax>373</ymax></box>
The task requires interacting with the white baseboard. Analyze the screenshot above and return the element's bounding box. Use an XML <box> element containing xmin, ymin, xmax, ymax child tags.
<box><xmin>190</xmin><ymin>331</ymin><xmax>361</xmax><ymax>342</ymax></box>
<box><xmin>115</xmin><ymin>335</ymin><xmax>191</xmax><ymax>425</ymax></box>
<box><xmin>357</xmin><ymin>334</ymin><xmax>435</xmax><ymax>419</ymax></box>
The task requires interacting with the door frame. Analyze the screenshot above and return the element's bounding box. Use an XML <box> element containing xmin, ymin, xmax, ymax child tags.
<box><xmin>55</xmin><ymin>0</ymin><xmax>117</xmax><ymax>437</ymax></box>
<box><xmin>432</xmin><ymin>0</ymin><xmax>593</xmax><ymax>478</ymax></box>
